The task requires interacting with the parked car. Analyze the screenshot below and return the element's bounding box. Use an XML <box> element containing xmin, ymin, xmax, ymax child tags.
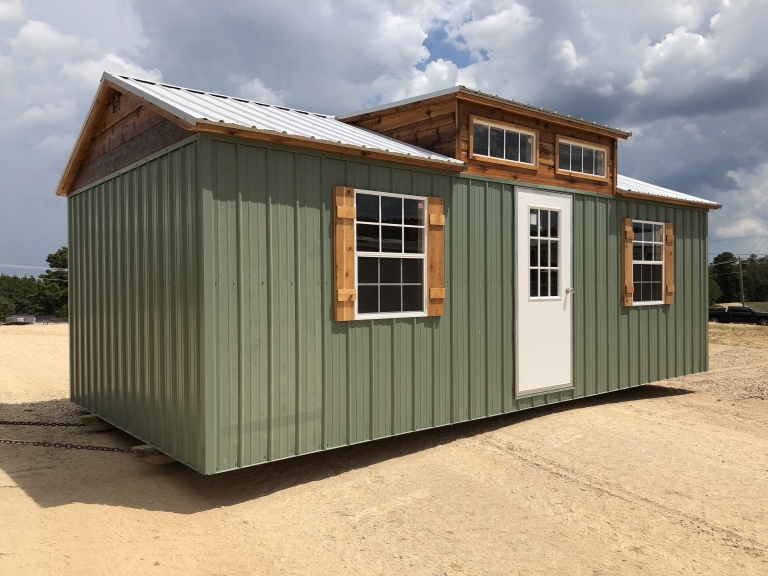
<box><xmin>709</xmin><ymin>306</ymin><xmax>768</xmax><ymax>325</ymax></box>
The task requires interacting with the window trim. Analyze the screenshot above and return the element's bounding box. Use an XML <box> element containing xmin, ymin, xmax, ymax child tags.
<box><xmin>631</xmin><ymin>218</ymin><xmax>665</xmax><ymax>307</ymax></box>
<box><xmin>469</xmin><ymin>115</ymin><xmax>539</xmax><ymax>170</ymax></box>
<box><xmin>353</xmin><ymin>189</ymin><xmax>429</xmax><ymax>320</ymax></box>
<box><xmin>555</xmin><ymin>135</ymin><xmax>610</xmax><ymax>182</ymax></box>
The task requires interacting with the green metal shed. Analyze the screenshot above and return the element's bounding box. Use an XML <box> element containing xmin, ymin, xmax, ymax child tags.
<box><xmin>58</xmin><ymin>74</ymin><xmax>719</xmax><ymax>474</ymax></box>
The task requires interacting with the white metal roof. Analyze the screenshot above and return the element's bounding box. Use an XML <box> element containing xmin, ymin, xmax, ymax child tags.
<box><xmin>617</xmin><ymin>174</ymin><xmax>720</xmax><ymax>208</ymax></box>
<box><xmin>105</xmin><ymin>73</ymin><xmax>464</xmax><ymax>167</ymax></box>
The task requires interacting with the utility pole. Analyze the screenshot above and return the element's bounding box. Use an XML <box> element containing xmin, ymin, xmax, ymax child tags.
<box><xmin>738</xmin><ymin>257</ymin><xmax>746</xmax><ymax>306</ymax></box>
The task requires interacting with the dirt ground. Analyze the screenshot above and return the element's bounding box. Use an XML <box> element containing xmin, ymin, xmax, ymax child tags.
<box><xmin>1</xmin><ymin>324</ymin><xmax>767</xmax><ymax>575</ymax></box>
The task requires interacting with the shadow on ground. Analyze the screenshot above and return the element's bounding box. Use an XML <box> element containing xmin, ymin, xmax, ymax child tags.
<box><xmin>0</xmin><ymin>384</ymin><xmax>692</xmax><ymax>513</ymax></box>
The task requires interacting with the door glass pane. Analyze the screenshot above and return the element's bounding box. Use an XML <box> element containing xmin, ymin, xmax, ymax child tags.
<box><xmin>540</xmin><ymin>269</ymin><xmax>549</xmax><ymax>297</ymax></box>
<box><xmin>550</xmin><ymin>240</ymin><xmax>558</xmax><ymax>267</ymax></box>
<box><xmin>571</xmin><ymin>146</ymin><xmax>583</xmax><ymax>172</ymax></box>
<box><xmin>381</xmin><ymin>196</ymin><xmax>402</xmax><ymax>225</ymax></box>
<box><xmin>357</xmin><ymin>224</ymin><xmax>379</xmax><ymax>252</ymax></box>
<box><xmin>402</xmin><ymin>285</ymin><xmax>423</xmax><ymax>312</ymax></box>
<box><xmin>403</xmin><ymin>199</ymin><xmax>424</xmax><ymax>226</ymax></box>
<box><xmin>540</xmin><ymin>240</ymin><xmax>549</xmax><ymax>267</ymax></box>
<box><xmin>530</xmin><ymin>210</ymin><xmax>538</xmax><ymax>237</ymax></box>
<box><xmin>505</xmin><ymin>131</ymin><xmax>520</xmax><ymax>162</ymax></box>
<box><xmin>356</xmin><ymin>194</ymin><xmax>379</xmax><ymax>223</ymax></box>
<box><xmin>550</xmin><ymin>211</ymin><xmax>559</xmax><ymax>238</ymax></box>
<box><xmin>559</xmin><ymin>142</ymin><xmax>570</xmax><ymax>170</ymax></box>
<box><xmin>540</xmin><ymin>210</ymin><xmax>549</xmax><ymax>238</ymax></box>
<box><xmin>583</xmin><ymin>147</ymin><xmax>595</xmax><ymax>175</ymax></box>
<box><xmin>530</xmin><ymin>269</ymin><xmax>538</xmax><ymax>297</ymax></box>
<box><xmin>380</xmin><ymin>285</ymin><xmax>401</xmax><ymax>312</ymax></box>
<box><xmin>404</xmin><ymin>227</ymin><xmax>423</xmax><ymax>254</ymax></box>
<box><xmin>402</xmin><ymin>258</ymin><xmax>423</xmax><ymax>283</ymax></box>
<box><xmin>381</xmin><ymin>226</ymin><xmax>402</xmax><ymax>253</ymax></box>
<box><xmin>595</xmin><ymin>150</ymin><xmax>605</xmax><ymax>176</ymax></box>
<box><xmin>380</xmin><ymin>258</ymin><xmax>401</xmax><ymax>283</ymax></box>
<box><xmin>489</xmin><ymin>127</ymin><xmax>504</xmax><ymax>158</ymax></box>
<box><xmin>358</xmin><ymin>257</ymin><xmax>378</xmax><ymax>283</ymax></box>
<box><xmin>473</xmin><ymin>123</ymin><xmax>489</xmax><ymax>156</ymax></box>
<box><xmin>520</xmin><ymin>134</ymin><xmax>533</xmax><ymax>164</ymax></box>
<box><xmin>358</xmin><ymin>285</ymin><xmax>378</xmax><ymax>313</ymax></box>
<box><xmin>550</xmin><ymin>270</ymin><xmax>558</xmax><ymax>296</ymax></box>
<box><xmin>530</xmin><ymin>239</ymin><xmax>538</xmax><ymax>267</ymax></box>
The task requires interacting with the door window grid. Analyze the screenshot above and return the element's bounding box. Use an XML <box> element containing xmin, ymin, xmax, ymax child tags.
<box><xmin>472</xmin><ymin>120</ymin><xmax>535</xmax><ymax>165</ymax></box>
<box><xmin>558</xmin><ymin>141</ymin><xmax>606</xmax><ymax>177</ymax></box>
<box><xmin>355</xmin><ymin>191</ymin><xmax>427</xmax><ymax>317</ymax></box>
<box><xmin>529</xmin><ymin>208</ymin><xmax>560</xmax><ymax>298</ymax></box>
<box><xmin>632</xmin><ymin>220</ymin><xmax>664</xmax><ymax>304</ymax></box>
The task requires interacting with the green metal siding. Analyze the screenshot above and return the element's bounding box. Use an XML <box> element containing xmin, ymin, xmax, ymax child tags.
<box><xmin>68</xmin><ymin>133</ymin><xmax>709</xmax><ymax>475</ymax></box>
<box><xmin>68</xmin><ymin>140</ymin><xmax>205</xmax><ymax>470</ymax></box>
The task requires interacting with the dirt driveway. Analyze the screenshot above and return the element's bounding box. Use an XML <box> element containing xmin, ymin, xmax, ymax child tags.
<box><xmin>1</xmin><ymin>323</ymin><xmax>767</xmax><ymax>575</ymax></box>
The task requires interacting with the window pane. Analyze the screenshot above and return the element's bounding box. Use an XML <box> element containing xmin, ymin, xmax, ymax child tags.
<box><xmin>559</xmin><ymin>142</ymin><xmax>570</xmax><ymax>170</ymax></box>
<box><xmin>633</xmin><ymin>282</ymin><xmax>641</xmax><ymax>303</ymax></box>
<box><xmin>551</xmin><ymin>270</ymin><xmax>558</xmax><ymax>296</ymax></box>
<box><xmin>651</xmin><ymin>264</ymin><xmax>662</xmax><ymax>282</ymax></box>
<box><xmin>380</xmin><ymin>258</ymin><xmax>401</xmax><ymax>283</ymax></box>
<box><xmin>402</xmin><ymin>258</ymin><xmax>423</xmax><ymax>283</ymax></box>
<box><xmin>404</xmin><ymin>227</ymin><xmax>424</xmax><ymax>254</ymax></box>
<box><xmin>571</xmin><ymin>146</ymin><xmax>583</xmax><ymax>172</ymax></box>
<box><xmin>356</xmin><ymin>194</ymin><xmax>379</xmax><ymax>223</ymax></box>
<box><xmin>540</xmin><ymin>210</ymin><xmax>549</xmax><ymax>238</ymax></box>
<box><xmin>403</xmin><ymin>199</ymin><xmax>424</xmax><ymax>226</ymax></box>
<box><xmin>643</xmin><ymin>223</ymin><xmax>653</xmax><ymax>242</ymax></box>
<box><xmin>633</xmin><ymin>264</ymin><xmax>641</xmax><ymax>281</ymax></box>
<box><xmin>402</xmin><ymin>285</ymin><xmax>423</xmax><ymax>312</ymax></box>
<box><xmin>550</xmin><ymin>211</ymin><xmax>559</xmax><ymax>238</ymax></box>
<box><xmin>632</xmin><ymin>243</ymin><xmax>642</xmax><ymax>261</ymax></box>
<box><xmin>380</xmin><ymin>285</ymin><xmax>401</xmax><ymax>312</ymax></box>
<box><xmin>642</xmin><ymin>264</ymin><xmax>652</xmax><ymax>282</ymax></box>
<box><xmin>540</xmin><ymin>269</ymin><xmax>549</xmax><ymax>296</ymax></box>
<box><xmin>381</xmin><ymin>226</ymin><xmax>402</xmax><ymax>253</ymax></box>
<box><xmin>381</xmin><ymin>196</ymin><xmax>402</xmax><ymax>225</ymax></box>
<box><xmin>651</xmin><ymin>282</ymin><xmax>662</xmax><ymax>301</ymax></box>
<box><xmin>643</xmin><ymin>243</ymin><xmax>653</xmax><ymax>261</ymax></box>
<box><xmin>654</xmin><ymin>244</ymin><xmax>663</xmax><ymax>261</ymax></box>
<box><xmin>520</xmin><ymin>134</ymin><xmax>533</xmax><ymax>164</ymax></box>
<box><xmin>530</xmin><ymin>239</ymin><xmax>538</xmax><ymax>267</ymax></box>
<box><xmin>654</xmin><ymin>224</ymin><xmax>663</xmax><ymax>242</ymax></box>
<box><xmin>550</xmin><ymin>240</ymin><xmax>558</xmax><ymax>267</ymax></box>
<box><xmin>595</xmin><ymin>150</ymin><xmax>605</xmax><ymax>176</ymax></box>
<box><xmin>489</xmin><ymin>127</ymin><xmax>504</xmax><ymax>158</ymax></box>
<box><xmin>530</xmin><ymin>269</ymin><xmax>538</xmax><ymax>297</ymax></box>
<box><xmin>358</xmin><ymin>257</ymin><xmax>378</xmax><ymax>283</ymax></box>
<box><xmin>540</xmin><ymin>240</ymin><xmax>549</xmax><ymax>267</ymax></box>
<box><xmin>358</xmin><ymin>286</ymin><xmax>379</xmax><ymax>313</ymax></box>
<box><xmin>632</xmin><ymin>221</ymin><xmax>643</xmax><ymax>237</ymax></box>
<box><xmin>583</xmin><ymin>147</ymin><xmax>595</xmax><ymax>175</ymax></box>
<box><xmin>473</xmin><ymin>123</ymin><xmax>489</xmax><ymax>156</ymax></box>
<box><xmin>505</xmin><ymin>131</ymin><xmax>520</xmax><ymax>162</ymax></box>
<box><xmin>642</xmin><ymin>282</ymin><xmax>653</xmax><ymax>302</ymax></box>
<box><xmin>530</xmin><ymin>210</ymin><xmax>538</xmax><ymax>237</ymax></box>
<box><xmin>357</xmin><ymin>224</ymin><xmax>379</xmax><ymax>252</ymax></box>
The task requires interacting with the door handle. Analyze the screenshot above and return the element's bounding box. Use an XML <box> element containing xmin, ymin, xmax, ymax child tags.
<box><xmin>565</xmin><ymin>287</ymin><xmax>575</xmax><ymax>295</ymax></box>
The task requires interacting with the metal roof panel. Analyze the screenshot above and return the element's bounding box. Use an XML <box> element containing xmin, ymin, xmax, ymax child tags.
<box><xmin>617</xmin><ymin>174</ymin><xmax>720</xmax><ymax>208</ymax></box>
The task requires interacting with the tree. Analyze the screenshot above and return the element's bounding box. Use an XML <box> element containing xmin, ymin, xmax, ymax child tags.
<box><xmin>708</xmin><ymin>275</ymin><xmax>722</xmax><ymax>307</ymax></box>
<box><xmin>710</xmin><ymin>252</ymin><xmax>740</xmax><ymax>303</ymax></box>
<box><xmin>36</xmin><ymin>247</ymin><xmax>68</xmax><ymax>318</ymax></box>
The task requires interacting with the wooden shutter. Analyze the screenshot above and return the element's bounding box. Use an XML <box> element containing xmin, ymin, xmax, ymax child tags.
<box><xmin>622</xmin><ymin>218</ymin><xmax>634</xmax><ymax>307</ymax></box>
<box><xmin>664</xmin><ymin>222</ymin><xmax>675</xmax><ymax>305</ymax></box>
<box><xmin>427</xmin><ymin>197</ymin><xmax>446</xmax><ymax>316</ymax></box>
<box><xmin>334</xmin><ymin>186</ymin><xmax>356</xmax><ymax>321</ymax></box>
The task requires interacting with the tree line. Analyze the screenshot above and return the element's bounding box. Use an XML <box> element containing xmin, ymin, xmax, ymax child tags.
<box><xmin>0</xmin><ymin>247</ymin><xmax>68</xmax><ymax>320</ymax></box>
<box><xmin>709</xmin><ymin>251</ymin><xmax>768</xmax><ymax>306</ymax></box>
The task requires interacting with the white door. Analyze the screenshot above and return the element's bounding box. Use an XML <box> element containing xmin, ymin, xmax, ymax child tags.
<box><xmin>516</xmin><ymin>188</ymin><xmax>573</xmax><ymax>396</ymax></box>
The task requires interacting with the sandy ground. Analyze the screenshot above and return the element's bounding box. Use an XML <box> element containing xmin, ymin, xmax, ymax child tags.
<box><xmin>1</xmin><ymin>324</ymin><xmax>767</xmax><ymax>575</ymax></box>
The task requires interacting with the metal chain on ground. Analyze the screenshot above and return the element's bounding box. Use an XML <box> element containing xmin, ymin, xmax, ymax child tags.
<box><xmin>0</xmin><ymin>438</ymin><xmax>133</xmax><ymax>453</ymax></box>
<box><xmin>0</xmin><ymin>420</ymin><xmax>85</xmax><ymax>427</ymax></box>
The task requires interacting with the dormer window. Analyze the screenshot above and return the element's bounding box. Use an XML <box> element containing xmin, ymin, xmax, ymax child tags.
<box><xmin>556</xmin><ymin>136</ymin><xmax>608</xmax><ymax>180</ymax></box>
<box><xmin>470</xmin><ymin>117</ymin><xmax>537</xmax><ymax>167</ymax></box>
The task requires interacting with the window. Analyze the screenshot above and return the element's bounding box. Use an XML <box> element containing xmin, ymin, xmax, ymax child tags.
<box><xmin>632</xmin><ymin>220</ymin><xmax>664</xmax><ymax>304</ymax></box>
<box><xmin>557</xmin><ymin>138</ymin><xmax>607</xmax><ymax>178</ymax></box>
<box><xmin>529</xmin><ymin>208</ymin><xmax>560</xmax><ymax>298</ymax></box>
<box><xmin>471</xmin><ymin>118</ymin><xmax>536</xmax><ymax>166</ymax></box>
<box><xmin>355</xmin><ymin>191</ymin><xmax>427</xmax><ymax>317</ymax></box>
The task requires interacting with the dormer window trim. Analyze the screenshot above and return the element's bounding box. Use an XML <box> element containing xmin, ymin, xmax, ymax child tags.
<box><xmin>469</xmin><ymin>115</ymin><xmax>539</xmax><ymax>170</ymax></box>
<box><xmin>555</xmin><ymin>135</ymin><xmax>610</xmax><ymax>182</ymax></box>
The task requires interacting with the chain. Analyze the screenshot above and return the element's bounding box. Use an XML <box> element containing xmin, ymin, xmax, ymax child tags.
<box><xmin>0</xmin><ymin>420</ymin><xmax>85</xmax><ymax>427</ymax></box>
<box><xmin>0</xmin><ymin>438</ymin><xmax>134</xmax><ymax>453</ymax></box>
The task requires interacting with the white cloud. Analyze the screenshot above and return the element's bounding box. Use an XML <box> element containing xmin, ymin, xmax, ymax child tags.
<box><xmin>237</xmin><ymin>77</ymin><xmax>288</xmax><ymax>106</ymax></box>
<box><xmin>35</xmin><ymin>133</ymin><xmax>75</xmax><ymax>153</ymax></box>
<box><xmin>448</xmin><ymin>3</ymin><xmax>540</xmax><ymax>59</ymax></box>
<box><xmin>716</xmin><ymin>218</ymin><xmax>765</xmax><ymax>239</ymax></box>
<box><xmin>60</xmin><ymin>53</ymin><xmax>162</xmax><ymax>86</ymax></box>
<box><xmin>0</xmin><ymin>0</ymin><xmax>22</xmax><ymax>21</ymax></box>
<box><xmin>9</xmin><ymin>20</ymin><xmax>85</xmax><ymax>53</ymax></box>
<box><xmin>18</xmin><ymin>100</ymin><xmax>77</xmax><ymax>124</ymax></box>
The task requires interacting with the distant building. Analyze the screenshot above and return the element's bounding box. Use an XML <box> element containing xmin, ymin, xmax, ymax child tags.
<box><xmin>4</xmin><ymin>315</ymin><xmax>36</xmax><ymax>325</ymax></box>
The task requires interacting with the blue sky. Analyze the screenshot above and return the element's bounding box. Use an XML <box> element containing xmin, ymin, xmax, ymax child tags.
<box><xmin>2</xmin><ymin>0</ymin><xmax>768</xmax><ymax>274</ymax></box>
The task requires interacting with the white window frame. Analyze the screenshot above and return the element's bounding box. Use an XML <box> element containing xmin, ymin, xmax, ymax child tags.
<box><xmin>470</xmin><ymin>116</ymin><xmax>537</xmax><ymax>168</ymax></box>
<box><xmin>556</xmin><ymin>137</ymin><xmax>608</xmax><ymax>179</ymax></box>
<box><xmin>528</xmin><ymin>205</ymin><xmax>562</xmax><ymax>301</ymax></box>
<box><xmin>354</xmin><ymin>189</ymin><xmax>428</xmax><ymax>320</ymax></box>
<box><xmin>631</xmin><ymin>219</ymin><xmax>665</xmax><ymax>307</ymax></box>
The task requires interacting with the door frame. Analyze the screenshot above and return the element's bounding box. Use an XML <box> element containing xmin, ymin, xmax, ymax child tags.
<box><xmin>514</xmin><ymin>186</ymin><xmax>575</xmax><ymax>398</ymax></box>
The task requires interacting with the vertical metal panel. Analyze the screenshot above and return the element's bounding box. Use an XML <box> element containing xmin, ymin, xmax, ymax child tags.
<box><xmin>69</xmin><ymin>140</ymin><xmax>204</xmax><ymax>470</ymax></box>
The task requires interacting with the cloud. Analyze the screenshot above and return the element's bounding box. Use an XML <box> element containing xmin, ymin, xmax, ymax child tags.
<box><xmin>9</xmin><ymin>20</ymin><xmax>84</xmax><ymax>53</ymax></box>
<box><xmin>237</xmin><ymin>77</ymin><xmax>288</xmax><ymax>106</ymax></box>
<box><xmin>35</xmin><ymin>133</ymin><xmax>76</xmax><ymax>153</ymax></box>
<box><xmin>716</xmin><ymin>218</ymin><xmax>765</xmax><ymax>240</ymax></box>
<box><xmin>60</xmin><ymin>53</ymin><xmax>162</xmax><ymax>86</ymax></box>
<box><xmin>0</xmin><ymin>0</ymin><xmax>22</xmax><ymax>21</ymax></box>
<box><xmin>18</xmin><ymin>100</ymin><xmax>77</xmax><ymax>124</ymax></box>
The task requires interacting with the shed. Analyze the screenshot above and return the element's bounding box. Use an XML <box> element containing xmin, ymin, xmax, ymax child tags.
<box><xmin>57</xmin><ymin>73</ymin><xmax>720</xmax><ymax>473</ymax></box>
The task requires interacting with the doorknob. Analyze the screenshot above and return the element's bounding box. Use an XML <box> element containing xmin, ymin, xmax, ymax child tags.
<box><xmin>565</xmin><ymin>287</ymin><xmax>575</xmax><ymax>295</ymax></box>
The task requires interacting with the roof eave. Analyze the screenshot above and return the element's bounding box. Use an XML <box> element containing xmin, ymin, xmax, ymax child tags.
<box><xmin>616</xmin><ymin>188</ymin><xmax>721</xmax><ymax>210</ymax></box>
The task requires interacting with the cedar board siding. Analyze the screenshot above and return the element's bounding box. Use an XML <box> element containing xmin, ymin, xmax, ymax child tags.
<box><xmin>68</xmin><ymin>134</ymin><xmax>708</xmax><ymax>474</ymax></box>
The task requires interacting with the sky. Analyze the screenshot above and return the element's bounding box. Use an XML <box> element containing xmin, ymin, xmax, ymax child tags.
<box><xmin>1</xmin><ymin>0</ymin><xmax>768</xmax><ymax>273</ymax></box>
